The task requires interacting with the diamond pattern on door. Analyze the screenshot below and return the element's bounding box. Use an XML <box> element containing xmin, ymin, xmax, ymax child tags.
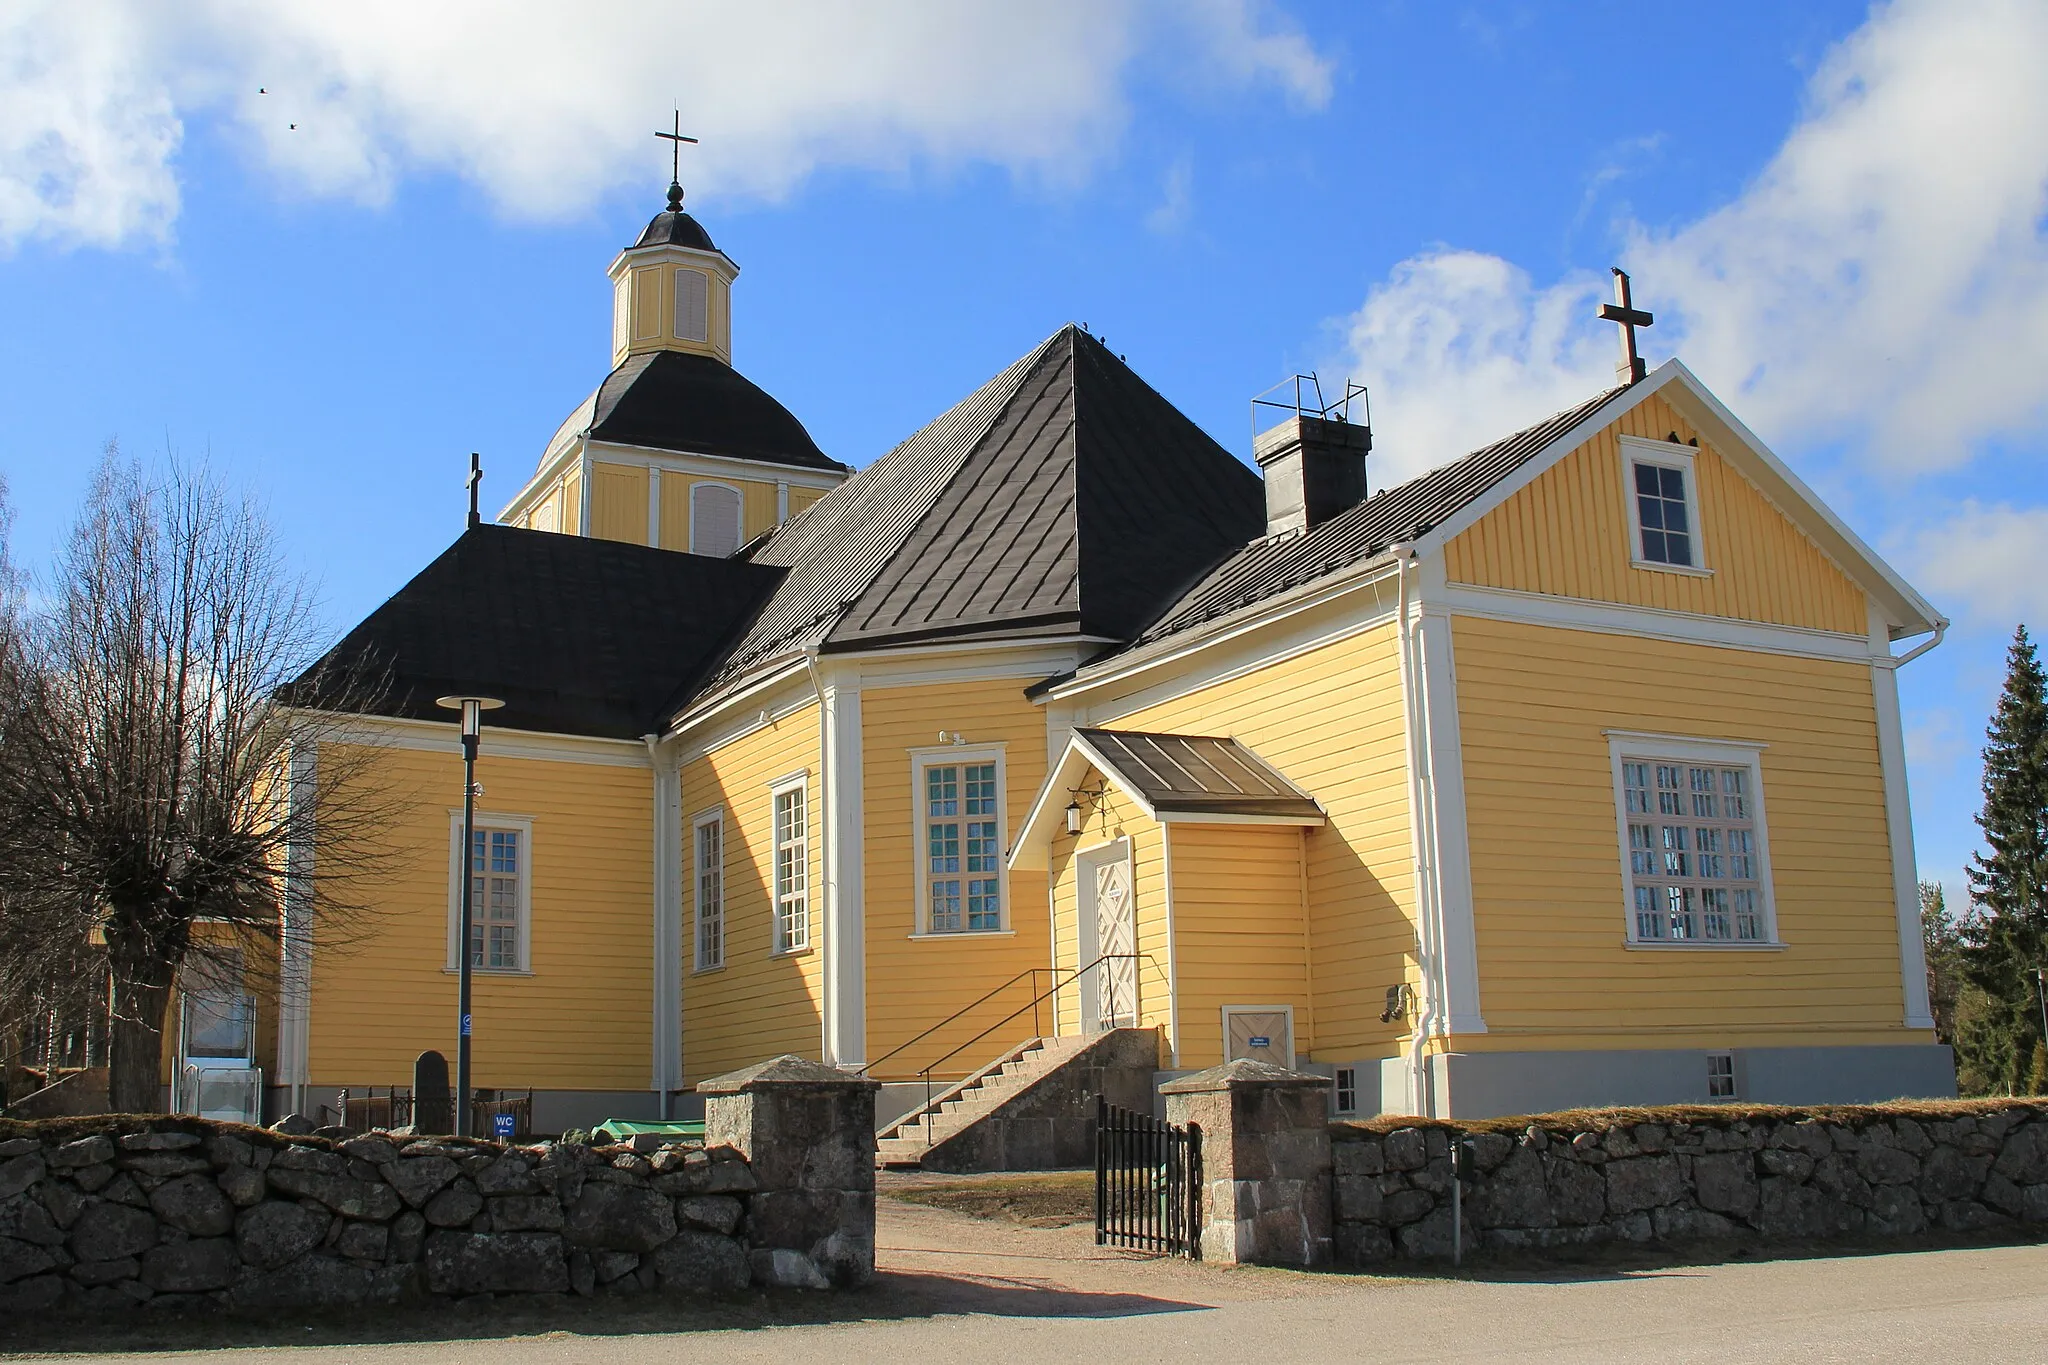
<box><xmin>1095</xmin><ymin>858</ymin><xmax>1136</xmax><ymax>1029</ymax></box>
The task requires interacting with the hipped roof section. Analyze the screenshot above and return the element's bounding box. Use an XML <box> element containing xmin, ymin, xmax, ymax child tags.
<box><xmin>679</xmin><ymin>325</ymin><xmax>1263</xmax><ymax>719</ymax></box>
<box><xmin>290</xmin><ymin>524</ymin><xmax>785</xmax><ymax>740</ymax></box>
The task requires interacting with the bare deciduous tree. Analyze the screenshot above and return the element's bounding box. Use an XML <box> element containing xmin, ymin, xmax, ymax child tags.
<box><xmin>0</xmin><ymin>451</ymin><xmax>402</xmax><ymax>1113</ymax></box>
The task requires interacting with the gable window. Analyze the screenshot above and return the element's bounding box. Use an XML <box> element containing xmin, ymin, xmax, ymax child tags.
<box><xmin>693</xmin><ymin>809</ymin><xmax>724</xmax><ymax>971</ymax></box>
<box><xmin>446</xmin><ymin>815</ymin><xmax>532</xmax><ymax>973</ymax></box>
<box><xmin>914</xmin><ymin>748</ymin><xmax>1007</xmax><ymax>935</ymax></box>
<box><xmin>772</xmin><ymin>777</ymin><xmax>810</xmax><ymax>953</ymax></box>
<box><xmin>1620</xmin><ymin>436</ymin><xmax>1706</xmax><ymax>573</ymax></box>
<box><xmin>691</xmin><ymin>482</ymin><xmax>743</xmax><ymax>558</ymax></box>
<box><xmin>674</xmin><ymin>268</ymin><xmax>709</xmax><ymax>343</ymax></box>
<box><xmin>1610</xmin><ymin>733</ymin><xmax>1776</xmax><ymax>948</ymax></box>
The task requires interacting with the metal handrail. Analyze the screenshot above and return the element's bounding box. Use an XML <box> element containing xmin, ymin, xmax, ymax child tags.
<box><xmin>889</xmin><ymin>952</ymin><xmax>1168</xmax><ymax>1120</ymax></box>
<box><xmin>863</xmin><ymin>965</ymin><xmax>1050</xmax><ymax>1077</ymax></box>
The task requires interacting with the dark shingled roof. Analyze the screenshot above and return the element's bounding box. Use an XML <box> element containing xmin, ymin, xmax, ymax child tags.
<box><xmin>293</xmin><ymin>524</ymin><xmax>785</xmax><ymax>739</ymax></box>
<box><xmin>687</xmin><ymin>325</ymin><xmax>1263</xmax><ymax>711</ymax></box>
<box><xmin>634</xmin><ymin>205</ymin><xmax>720</xmax><ymax>254</ymax></box>
<box><xmin>1124</xmin><ymin>383</ymin><xmax>1628</xmax><ymax>648</ymax></box>
<box><xmin>1077</xmin><ymin>728</ymin><xmax>1323</xmax><ymax>821</ymax></box>
<box><xmin>577</xmin><ymin>350</ymin><xmax>844</xmax><ymax>472</ymax></box>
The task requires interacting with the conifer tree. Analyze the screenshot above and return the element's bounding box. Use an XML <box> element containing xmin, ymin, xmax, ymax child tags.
<box><xmin>1962</xmin><ymin>626</ymin><xmax>2048</xmax><ymax>1094</ymax></box>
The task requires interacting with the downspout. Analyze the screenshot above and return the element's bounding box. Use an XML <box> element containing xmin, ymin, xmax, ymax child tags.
<box><xmin>1393</xmin><ymin>545</ymin><xmax>1442</xmax><ymax>1116</ymax></box>
<box><xmin>643</xmin><ymin>733</ymin><xmax>673</xmax><ymax>1120</ymax></box>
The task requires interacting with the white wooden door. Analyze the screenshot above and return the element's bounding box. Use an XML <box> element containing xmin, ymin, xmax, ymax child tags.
<box><xmin>1095</xmin><ymin>857</ymin><xmax>1136</xmax><ymax>1029</ymax></box>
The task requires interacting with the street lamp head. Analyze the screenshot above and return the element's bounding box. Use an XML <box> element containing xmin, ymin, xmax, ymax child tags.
<box><xmin>435</xmin><ymin>695</ymin><xmax>505</xmax><ymax>739</ymax></box>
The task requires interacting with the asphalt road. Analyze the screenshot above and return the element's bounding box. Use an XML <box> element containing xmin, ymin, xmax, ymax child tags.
<box><xmin>7</xmin><ymin>1199</ymin><xmax>2045</xmax><ymax>1363</ymax></box>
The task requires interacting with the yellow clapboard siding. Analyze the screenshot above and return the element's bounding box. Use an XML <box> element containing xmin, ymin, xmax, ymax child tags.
<box><xmin>789</xmin><ymin>487</ymin><xmax>825</xmax><ymax>517</ymax></box>
<box><xmin>861</xmin><ymin>677</ymin><xmax>1053</xmax><ymax>1082</ymax></box>
<box><xmin>680</xmin><ymin>706</ymin><xmax>824</xmax><ymax>1086</ymax></box>
<box><xmin>1166</xmin><ymin>823</ymin><xmax>1308</xmax><ymax>1070</ymax></box>
<box><xmin>1444</xmin><ymin>393</ymin><xmax>1867</xmax><ymax>634</ymax></box>
<box><xmin>1450</xmin><ymin>613</ymin><xmax>1907</xmax><ymax>1044</ymax></box>
<box><xmin>1101</xmin><ymin>622</ymin><xmax>1414</xmax><ymax>1061</ymax></box>
<box><xmin>743</xmin><ymin>483</ymin><xmax>778</xmax><ymax>542</ymax></box>
<box><xmin>589</xmin><ymin>462</ymin><xmax>648</xmax><ymax>545</ymax></box>
<box><xmin>307</xmin><ymin>741</ymin><xmax>654</xmax><ymax>1092</ymax></box>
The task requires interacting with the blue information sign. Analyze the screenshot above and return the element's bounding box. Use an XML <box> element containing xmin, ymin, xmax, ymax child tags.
<box><xmin>493</xmin><ymin>1113</ymin><xmax>516</xmax><ymax>1140</ymax></box>
<box><xmin>1247</xmin><ymin>1035</ymin><xmax>1271</xmax><ymax>1048</ymax></box>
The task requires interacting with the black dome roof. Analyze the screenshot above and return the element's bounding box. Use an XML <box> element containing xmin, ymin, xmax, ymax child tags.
<box><xmin>634</xmin><ymin>183</ymin><xmax>721</xmax><ymax>253</ymax></box>
<box><xmin>587</xmin><ymin>351</ymin><xmax>844</xmax><ymax>472</ymax></box>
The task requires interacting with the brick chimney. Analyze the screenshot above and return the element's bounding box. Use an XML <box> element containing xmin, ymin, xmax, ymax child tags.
<box><xmin>1253</xmin><ymin>415</ymin><xmax>1371</xmax><ymax>538</ymax></box>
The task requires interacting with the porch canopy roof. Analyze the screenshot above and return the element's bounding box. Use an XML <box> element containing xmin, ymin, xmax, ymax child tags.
<box><xmin>1011</xmin><ymin>727</ymin><xmax>1324</xmax><ymax>870</ymax></box>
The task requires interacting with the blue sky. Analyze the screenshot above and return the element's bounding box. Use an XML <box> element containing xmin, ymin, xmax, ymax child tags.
<box><xmin>2</xmin><ymin>0</ymin><xmax>2043</xmax><ymax>904</ymax></box>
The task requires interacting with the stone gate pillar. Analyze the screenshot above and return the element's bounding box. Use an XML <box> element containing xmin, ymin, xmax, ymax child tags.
<box><xmin>1160</xmin><ymin>1059</ymin><xmax>1333</xmax><ymax>1266</ymax></box>
<box><xmin>699</xmin><ymin>1055</ymin><xmax>879</xmax><ymax>1287</ymax></box>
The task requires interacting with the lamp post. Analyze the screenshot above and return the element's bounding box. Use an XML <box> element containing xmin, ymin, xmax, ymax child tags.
<box><xmin>436</xmin><ymin>694</ymin><xmax>503</xmax><ymax>1136</ymax></box>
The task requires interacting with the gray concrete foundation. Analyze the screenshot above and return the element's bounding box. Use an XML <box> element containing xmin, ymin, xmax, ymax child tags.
<box><xmin>1425</xmin><ymin>1043</ymin><xmax>1957</xmax><ymax>1119</ymax></box>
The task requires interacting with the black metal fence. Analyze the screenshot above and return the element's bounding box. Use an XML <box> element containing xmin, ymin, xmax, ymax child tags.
<box><xmin>1094</xmin><ymin>1094</ymin><xmax>1201</xmax><ymax>1258</ymax></box>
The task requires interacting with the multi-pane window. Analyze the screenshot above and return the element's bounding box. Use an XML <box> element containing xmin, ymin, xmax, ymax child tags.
<box><xmin>773</xmin><ymin>784</ymin><xmax>809</xmax><ymax>953</ymax></box>
<box><xmin>468</xmin><ymin>828</ymin><xmax>523</xmax><ymax>970</ymax></box>
<box><xmin>694</xmin><ymin>814</ymin><xmax>724</xmax><ymax>970</ymax></box>
<box><xmin>1621</xmin><ymin>758</ymin><xmax>1768</xmax><ymax>944</ymax></box>
<box><xmin>1707</xmin><ymin>1052</ymin><xmax>1737</xmax><ymax>1099</ymax></box>
<box><xmin>1632</xmin><ymin>460</ymin><xmax>1695</xmax><ymax>567</ymax></box>
<box><xmin>924</xmin><ymin>759</ymin><xmax>1001</xmax><ymax>933</ymax></box>
<box><xmin>1334</xmin><ymin>1066</ymin><xmax>1359</xmax><ymax>1116</ymax></box>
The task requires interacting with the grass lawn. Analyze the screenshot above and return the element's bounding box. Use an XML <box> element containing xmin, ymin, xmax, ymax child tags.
<box><xmin>882</xmin><ymin>1169</ymin><xmax>1096</xmax><ymax>1228</ymax></box>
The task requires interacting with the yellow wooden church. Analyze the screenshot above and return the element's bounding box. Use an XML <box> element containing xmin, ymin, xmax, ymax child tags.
<box><xmin>236</xmin><ymin>181</ymin><xmax>1954</xmax><ymax>1138</ymax></box>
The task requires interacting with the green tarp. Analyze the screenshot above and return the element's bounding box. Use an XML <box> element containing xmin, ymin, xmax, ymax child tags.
<box><xmin>592</xmin><ymin>1118</ymin><xmax>705</xmax><ymax>1142</ymax></box>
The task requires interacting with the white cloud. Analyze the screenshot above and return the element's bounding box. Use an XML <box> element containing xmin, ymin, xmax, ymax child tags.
<box><xmin>1329</xmin><ymin>0</ymin><xmax>2048</xmax><ymax>482</ymax></box>
<box><xmin>1905</xmin><ymin>501</ymin><xmax>2048</xmax><ymax>631</ymax></box>
<box><xmin>1330</xmin><ymin>252</ymin><xmax>1617</xmax><ymax>482</ymax></box>
<box><xmin>0</xmin><ymin>0</ymin><xmax>181</xmax><ymax>251</ymax></box>
<box><xmin>0</xmin><ymin>0</ymin><xmax>1330</xmax><ymax>253</ymax></box>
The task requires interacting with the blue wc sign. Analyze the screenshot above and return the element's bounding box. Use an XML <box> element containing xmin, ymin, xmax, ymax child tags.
<box><xmin>492</xmin><ymin>1113</ymin><xmax>516</xmax><ymax>1140</ymax></box>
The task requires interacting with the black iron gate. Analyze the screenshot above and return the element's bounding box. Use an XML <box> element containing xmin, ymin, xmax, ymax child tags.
<box><xmin>1094</xmin><ymin>1094</ymin><xmax>1202</xmax><ymax>1258</ymax></box>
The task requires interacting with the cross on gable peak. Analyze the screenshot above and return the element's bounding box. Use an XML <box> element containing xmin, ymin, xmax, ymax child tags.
<box><xmin>1597</xmin><ymin>267</ymin><xmax>1654</xmax><ymax>386</ymax></box>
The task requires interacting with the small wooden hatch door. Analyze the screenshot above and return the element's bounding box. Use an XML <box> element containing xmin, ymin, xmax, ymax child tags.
<box><xmin>1223</xmin><ymin>1006</ymin><xmax>1294</xmax><ymax>1067</ymax></box>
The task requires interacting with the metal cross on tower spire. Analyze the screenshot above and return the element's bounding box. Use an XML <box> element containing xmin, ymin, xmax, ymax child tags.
<box><xmin>1597</xmin><ymin>268</ymin><xmax>1654</xmax><ymax>385</ymax></box>
<box><xmin>656</xmin><ymin>111</ymin><xmax>699</xmax><ymax>213</ymax></box>
<box><xmin>466</xmin><ymin>453</ymin><xmax>482</xmax><ymax>529</ymax></box>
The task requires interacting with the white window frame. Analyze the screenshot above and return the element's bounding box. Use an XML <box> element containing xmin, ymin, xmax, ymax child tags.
<box><xmin>1606</xmin><ymin>731</ymin><xmax>1782</xmax><ymax>949</ymax></box>
<box><xmin>1618</xmin><ymin>435</ymin><xmax>1711</xmax><ymax>577</ymax></box>
<box><xmin>692</xmin><ymin>807</ymin><xmax>725</xmax><ymax>972</ymax></box>
<box><xmin>445</xmin><ymin>812</ymin><xmax>535</xmax><ymax>974</ymax></box>
<box><xmin>910</xmin><ymin>745</ymin><xmax>1011</xmax><ymax>938</ymax></box>
<box><xmin>770</xmin><ymin>773</ymin><xmax>811</xmax><ymax>955</ymax></box>
<box><xmin>674</xmin><ymin>267</ymin><xmax>710</xmax><ymax>343</ymax></box>
<box><xmin>689</xmin><ymin>480</ymin><xmax>745</xmax><ymax>558</ymax></box>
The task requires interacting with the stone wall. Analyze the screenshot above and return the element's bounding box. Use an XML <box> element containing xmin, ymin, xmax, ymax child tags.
<box><xmin>0</xmin><ymin>1120</ymin><xmax>770</xmax><ymax>1314</ymax></box>
<box><xmin>1332</xmin><ymin>1101</ymin><xmax>2048</xmax><ymax>1263</ymax></box>
<box><xmin>0</xmin><ymin>1054</ymin><xmax>878</xmax><ymax>1315</ymax></box>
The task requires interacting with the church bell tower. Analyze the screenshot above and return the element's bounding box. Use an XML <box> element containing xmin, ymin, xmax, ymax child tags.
<box><xmin>607</xmin><ymin>176</ymin><xmax>738</xmax><ymax>368</ymax></box>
